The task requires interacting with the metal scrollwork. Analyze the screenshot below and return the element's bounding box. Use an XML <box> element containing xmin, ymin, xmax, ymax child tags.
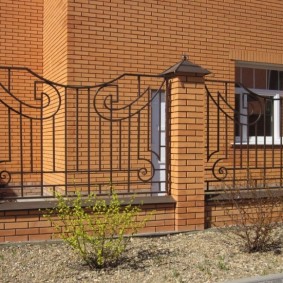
<box><xmin>137</xmin><ymin>159</ymin><xmax>155</xmax><ymax>182</ymax></box>
<box><xmin>0</xmin><ymin>170</ymin><xmax>11</xmax><ymax>187</ymax></box>
<box><xmin>212</xmin><ymin>159</ymin><xmax>228</xmax><ymax>181</ymax></box>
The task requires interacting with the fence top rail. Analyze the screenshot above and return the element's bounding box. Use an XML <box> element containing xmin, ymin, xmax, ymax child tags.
<box><xmin>0</xmin><ymin>66</ymin><xmax>163</xmax><ymax>89</ymax></box>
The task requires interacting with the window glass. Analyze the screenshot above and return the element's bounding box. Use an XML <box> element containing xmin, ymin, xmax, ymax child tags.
<box><xmin>234</xmin><ymin>94</ymin><xmax>241</xmax><ymax>137</ymax></box>
<box><xmin>248</xmin><ymin>96</ymin><xmax>273</xmax><ymax>137</ymax></box>
<box><xmin>235</xmin><ymin>67</ymin><xmax>241</xmax><ymax>82</ymax></box>
<box><xmin>242</xmin><ymin>68</ymin><xmax>254</xmax><ymax>88</ymax></box>
<box><xmin>254</xmin><ymin>69</ymin><xmax>266</xmax><ymax>89</ymax></box>
<box><xmin>268</xmin><ymin>70</ymin><xmax>278</xmax><ymax>90</ymax></box>
<box><xmin>235</xmin><ymin>64</ymin><xmax>283</xmax><ymax>142</ymax></box>
<box><xmin>279</xmin><ymin>71</ymin><xmax>283</xmax><ymax>90</ymax></box>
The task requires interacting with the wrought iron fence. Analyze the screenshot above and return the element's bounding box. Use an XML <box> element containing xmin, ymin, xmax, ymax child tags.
<box><xmin>0</xmin><ymin>67</ymin><xmax>168</xmax><ymax>200</ymax></box>
<box><xmin>205</xmin><ymin>79</ymin><xmax>283</xmax><ymax>193</ymax></box>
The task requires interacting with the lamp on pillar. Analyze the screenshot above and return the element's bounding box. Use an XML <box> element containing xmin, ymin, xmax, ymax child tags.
<box><xmin>160</xmin><ymin>55</ymin><xmax>210</xmax><ymax>78</ymax></box>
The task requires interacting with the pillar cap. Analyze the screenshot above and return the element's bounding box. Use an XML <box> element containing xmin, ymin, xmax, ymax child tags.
<box><xmin>160</xmin><ymin>55</ymin><xmax>210</xmax><ymax>78</ymax></box>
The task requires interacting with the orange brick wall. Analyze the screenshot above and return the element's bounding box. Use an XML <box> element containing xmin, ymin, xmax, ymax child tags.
<box><xmin>0</xmin><ymin>0</ymin><xmax>43</xmax><ymax>195</ymax></box>
<box><xmin>43</xmin><ymin>0</ymin><xmax>68</xmax><ymax>83</ymax></box>
<box><xmin>42</xmin><ymin>0</ymin><xmax>69</xmax><ymax>189</ymax></box>
<box><xmin>0</xmin><ymin>203</ymin><xmax>175</xmax><ymax>243</ymax></box>
<box><xmin>206</xmin><ymin>199</ymin><xmax>283</xmax><ymax>228</ymax></box>
<box><xmin>64</xmin><ymin>0</ymin><xmax>283</xmax><ymax>84</ymax></box>
<box><xmin>0</xmin><ymin>0</ymin><xmax>43</xmax><ymax>71</ymax></box>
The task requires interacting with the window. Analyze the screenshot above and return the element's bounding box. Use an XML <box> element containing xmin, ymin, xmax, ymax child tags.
<box><xmin>235</xmin><ymin>64</ymin><xmax>283</xmax><ymax>144</ymax></box>
<box><xmin>151</xmin><ymin>90</ymin><xmax>166</xmax><ymax>195</ymax></box>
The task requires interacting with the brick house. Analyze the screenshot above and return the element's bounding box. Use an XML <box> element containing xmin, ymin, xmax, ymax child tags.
<box><xmin>0</xmin><ymin>0</ymin><xmax>283</xmax><ymax>242</ymax></box>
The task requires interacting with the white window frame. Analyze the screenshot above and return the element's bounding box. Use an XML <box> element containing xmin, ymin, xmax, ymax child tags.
<box><xmin>235</xmin><ymin>88</ymin><xmax>282</xmax><ymax>145</ymax></box>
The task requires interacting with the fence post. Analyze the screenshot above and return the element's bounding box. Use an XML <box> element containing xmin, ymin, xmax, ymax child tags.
<box><xmin>161</xmin><ymin>56</ymin><xmax>210</xmax><ymax>231</ymax></box>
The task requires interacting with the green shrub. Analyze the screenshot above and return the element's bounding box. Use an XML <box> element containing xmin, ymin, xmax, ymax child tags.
<box><xmin>217</xmin><ymin>177</ymin><xmax>283</xmax><ymax>253</ymax></box>
<box><xmin>44</xmin><ymin>191</ymin><xmax>149</xmax><ymax>268</ymax></box>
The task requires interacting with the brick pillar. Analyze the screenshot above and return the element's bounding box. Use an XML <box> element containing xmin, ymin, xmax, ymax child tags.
<box><xmin>161</xmin><ymin>56</ymin><xmax>210</xmax><ymax>231</ymax></box>
<box><xmin>170</xmin><ymin>75</ymin><xmax>206</xmax><ymax>231</ymax></box>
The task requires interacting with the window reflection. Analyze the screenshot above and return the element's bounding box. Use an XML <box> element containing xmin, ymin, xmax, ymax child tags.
<box><xmin>236</xmin><ymin>67</ymin><xmax>283</xmax><ymax>91</ymax></box>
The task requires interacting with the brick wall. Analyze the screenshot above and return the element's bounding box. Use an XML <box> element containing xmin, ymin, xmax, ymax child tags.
<box><xmin>0</xmin><ymin>203</ymin><xmax>175</xmax><ymax>243</ymax></box>
<box><xmin>206</xmin><ymin>198</ymin><xmax>283</xmax><ymax>228</ymax></box>
<box><xmin>0</xmin><ymin>0</ymin><xmax>43</xmax><ymax>196</ymax></box>
<box><xmin>43</xmin><ymin>0</ymin><xmax>68</xmax><ymax>82</ymax></box>
<box><xmin>0</xmin><ymin>0</ymin><xmax>43</xmax><ymax>70</ymax></box>
<box><xmin>42</xmin><ymin>0</ymin><xmax>69</xmax><ymax>189</ymax></box>
<box><xmin>64</xmin><ymin>0</ymin><xmax>283</xmax><ymax>84</ymax></box>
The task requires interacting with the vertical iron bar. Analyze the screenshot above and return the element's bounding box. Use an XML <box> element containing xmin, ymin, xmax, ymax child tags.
<box><xmin>232</xmin><ymin>135</ymin><xmax>236</xmax><ymax>188</ymax></box>
<box><xmin>40</xmin><ymin>91</ymin><xmax>44</xmax><ymax>196</ymax></box>
<box><xmin>281</xmin><ymin>125</ymin><xmax>283</xmax><ymax>188</ymax></box>
<box><xmin>30</xmin><ymin>119</ymin><xmax>33</xmax><ymax>172</ymax></box>
<box><xmin>224</xmin><ymin>83</ymin><xmax>228</xmax><ymax>187</ymax></box>
<box><xmin>148</xmin><ymin>88</ymin><xmax>153</xmax><ymax>192</ymax></box>
<box><xmin>53</xmin><ymin>116</ymin><xmax>55</xmax><ymax>172</ymax></box>
<box><xmin>128</xmin><ymin>105</ymin><xmax>131</xmax><ymax>193</ymax></box>
<box><xmin>233</xmin><ymin>97</ymin><xmax>236</xmax><ymax>188</ymax></box>
<box><xmin>137</xmin><ymin>112</ymin><xmax>140</xmax><ymax>159</ymax></box>
<box><xmin>20</xmin><ymin>104</ymin><xmax>24</xmax><ymax>197</ymax></box>
<box><xmin>280</xmin><ymin>98</ymin><xmax>283</xmax><ymax>187</ymax></box>
<box><xmin>263</xmin><ymin>102</ymin><xmax>267</xmax><ymax>186</ymax></box>
<box><xmin>119</xmin><ymin>121</ymin><xmax>122</xmax><ymax>170</ymax></box>
<box><xmin>217</xmin><ymin>92</ymin><xmax>220</xmax><ymax>155</ymax></box>
<box><xmin>255</xmin><ymin>122</ymin><xmax>258</xmax><ymax>167</ymax></box>
<box><xmin>239</xmin><ymin>124</ymin><xmax>243</xmax><ymax>168</ymax></box>
<box><xmin>64</xmin><ymin>87</ymin><xmax>68</xmax><ymax>196</ymax></box>
<box><xmin>159</xmin><ymin>90</ymin><xmax>161</xmax><ymax>159</ymax></box>
<box><xmin>76</xmin><ymin>88</ymin><xmax>79</xmax><ymax>171</ymax></box>
<box><xmin>165</xmin><ymin>79</ymin><xmax>170</xmax><ymax>195</ymax></box>
<box><xmin>147</xmin><ymin>90</ymin><xmax>150</xmax><ymax>153</ymax></box>
<box><xmin>206</xmin><ymin>88</ymin><xmax>210</xmax><ymax>161</ymax></box>
<box><xmin>225</xmin><ymin>86</ymin><xmax>228</xmax><ymax>158</ymax></box>
<box><xmin>87</xmin><ymin>88</ymin><xmax>90</xmax><ymax>194</ymax></box>
<box><xmin>246</xmin><ymin>99</ymin><xmax>251</xmax><ymax>186</ymax></box>
<box><xmin>8</xmin><ymin>109</ymin><xmax>11</xmax><ymax>162</ymax></box>
<box><xmin>99</xmin><ymin>117</ymin><xmax>101</xmax><ymax>171</ymax></box>
<box><xmin>110</xmin><ymin>95</ymin><xmax>113</xmax><ymax>190</ymax></box>
<box><xmin>272</xmin><ymin>97</ymin><xmax>275</xmax><ymax>168</ymax></box>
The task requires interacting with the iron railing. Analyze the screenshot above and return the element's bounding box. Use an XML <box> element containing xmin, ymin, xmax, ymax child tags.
<box><xmin>205</xmin><ymin>80</ymin><xmax>283</xmax><ymax>193</ymax></box>
<box><xmin>0</xmin><ymin>67</ymin><xmax>168</xmax><ymax>199</ymax></box>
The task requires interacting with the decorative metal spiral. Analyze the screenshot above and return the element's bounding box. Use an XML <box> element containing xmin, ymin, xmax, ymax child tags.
<box><xmin>137</xmin><ymin>160</ymin><xmax>155</xmax><ymax>182</ymax></box>
<box><xmin>0</xmin><ymin>170</ymin><xmax>11</xmax><ymax>187</ymax></box>
<box><xmin>212</xmin><ymin>159</ymin><xmax>228</xmax><ymax>181</ymax></box>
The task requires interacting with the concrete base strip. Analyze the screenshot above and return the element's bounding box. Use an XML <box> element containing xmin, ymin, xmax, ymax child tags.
<box><xmin>221</xmin><ymin>273</ymin><xmax>283</xmax><ymax>283</ymax></box>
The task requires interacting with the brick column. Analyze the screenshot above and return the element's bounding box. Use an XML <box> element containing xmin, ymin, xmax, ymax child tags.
<box><xmin>170</xmin><ymin>75</ymin><xmax>206</xmax><ymax>231</ymax></box>
<box><xmin>161</xmin><ymin>56</ymin><xmax>209</xmax><ymax>231</ymax></box>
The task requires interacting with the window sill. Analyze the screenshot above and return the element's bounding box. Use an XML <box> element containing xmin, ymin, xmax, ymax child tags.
<box><xmin>233</xmin><ymin>137</ymin><xmax>283</xmax><ymax>147</ymax></box>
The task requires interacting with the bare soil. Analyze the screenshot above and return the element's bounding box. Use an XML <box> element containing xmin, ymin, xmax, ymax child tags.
<box><xmin>1</xmin><ymin>228</ymin><xmax>283</xmax><ymax>283</ymax></box>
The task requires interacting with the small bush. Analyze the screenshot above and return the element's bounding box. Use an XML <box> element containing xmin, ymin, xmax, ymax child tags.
<box><xmin>44</xmin><ymin>191</ymin><xmax>149</xmax><ymax>268</ymax></box>
<box><xmin>216</xmin><ymin>177</ymin><xmax>283</xmax><ymax>253</ymax></box>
